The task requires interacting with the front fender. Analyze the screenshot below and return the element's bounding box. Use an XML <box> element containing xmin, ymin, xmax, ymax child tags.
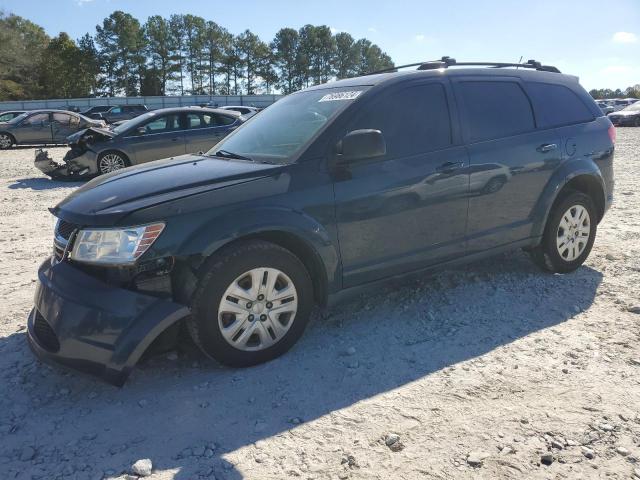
<box><xmin>530</xmin><ymin>156</ymin><xmax>606</xmax><ymax>239</ymax></box>
<box><xmin>176</xmin><ymin>206</ymin><xmax>340</xmax><ymax>293</ymax></box>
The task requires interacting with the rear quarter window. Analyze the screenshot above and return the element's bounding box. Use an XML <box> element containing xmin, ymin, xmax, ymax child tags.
<box><xmin>456</xmin><ymin>81</ymin><xmax>535</xmax><ymax>142</ymax></box>
<box><xmin>526</xmin><ymin>82</ymin><xmax>594</xmax><ymax>128</ymax></box>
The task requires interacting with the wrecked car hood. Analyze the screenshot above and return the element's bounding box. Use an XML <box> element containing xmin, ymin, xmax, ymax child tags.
<box><xmin>67</xmin><ymin>127</ymin><xmax>116</xmax><ymax>145</ymax></box>
<box><xmin>52</xmin><ymin>154</ymin><xmax>284</xmax><ymax>226</ymax></box>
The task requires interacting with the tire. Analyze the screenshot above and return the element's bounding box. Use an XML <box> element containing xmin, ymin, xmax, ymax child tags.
<box><xmin>0</xmin><ymin>133</ymin><xmax>15</xmax><ymax>149</ymax></box>
<box><xmin>187</xmin><ymin>240</ymin><xmax>314</xmax><ymax>367</ymax></box>
<box><xmin>529</xmin><ymin>190</ymin><xmax>597</xmax><ymax>273</ymax></box>
<box><xmin>634</xmin><ymin>117</ymin><xmax>640</xmax><ymax>127</ymax></box>
<box><xmin>97</xmin><ymin>151</ymin><xmax>129</xmax><ymax>175</ymax></box>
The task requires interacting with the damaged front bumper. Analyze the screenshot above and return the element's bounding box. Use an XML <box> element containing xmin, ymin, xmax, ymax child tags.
<box><xmin>35</xmin><ymin>148</ymin><xmax>99</xmax><ymax>180</ymax></box>
<box><xmin>28</xmin><ymin>259</ymin><xmax>189</xmax><ymax>386</ymax></box>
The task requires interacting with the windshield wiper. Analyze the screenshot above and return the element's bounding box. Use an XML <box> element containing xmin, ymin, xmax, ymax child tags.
<box><xmin>214</xmin><ymin>149</ymin><xmax>253</xmax><ymax>161</ymax></box>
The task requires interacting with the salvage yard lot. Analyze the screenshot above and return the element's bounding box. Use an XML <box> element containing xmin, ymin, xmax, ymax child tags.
<box><xmin>0</xmin><ymin>130</ymin><xmax>639</xmax><ymax>480</ymax></box>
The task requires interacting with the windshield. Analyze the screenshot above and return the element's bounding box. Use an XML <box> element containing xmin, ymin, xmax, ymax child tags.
<box><xmin>623</xmin><ymin>101</ymin><xmax>640</xmax><ymax>111</ymax></box>
<box><xmin>208</xmin><ymin>86</ymin><xmax>370</xmax><ymax>163</ymax></box>
<box><xmin>7</xmin><ymin>112</ymin><xmax>29</xmax><ymax>125</ymax></box>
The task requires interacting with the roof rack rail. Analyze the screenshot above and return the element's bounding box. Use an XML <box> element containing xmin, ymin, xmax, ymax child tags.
<box><xmin>367</xmin><ymin>57</ymin><xmax>561</xmax><ymax>75</ymax></box>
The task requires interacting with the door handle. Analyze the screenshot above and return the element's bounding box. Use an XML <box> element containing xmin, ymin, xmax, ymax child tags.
<box><xmin>436</xmin><ymin>161</ymin><xmax>465</xmax><ymax>173</ymax></box>
<box><xmin>171</xmin><ymin>137</ymin><xmax>179</xmax><ymax>142</ymax></box>
<box><xmin>536</xmin><ymin>143</ymin><xmax>557</xmax><ymax>153</ymax></box>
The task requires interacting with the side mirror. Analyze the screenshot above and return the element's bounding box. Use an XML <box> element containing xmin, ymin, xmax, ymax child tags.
<box><xmin>135</xmin><ymin>126</ymin><xmax>146</xmax><ymax>136</ymax></box>
<box><xmin>336</xmin><ymin>129</ymin><xmax>386</xmax><ymax>163</ymax></box>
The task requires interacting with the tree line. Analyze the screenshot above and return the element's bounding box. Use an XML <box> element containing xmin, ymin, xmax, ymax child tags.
<box><xmin>589</xmin><ymin>86</ymin><xmax>640</xmax><ymax>100</ymax></box>
<box><xmin>0</xmin><ymin>10</ymin><xmax>394</xmax><ymax>101</ymax></box>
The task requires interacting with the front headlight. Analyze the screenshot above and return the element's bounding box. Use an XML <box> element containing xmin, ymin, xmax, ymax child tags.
<box><xmin>71</xmin><ymin>223</ymin><xmax>165</xmax><ymax>265</ymax></box>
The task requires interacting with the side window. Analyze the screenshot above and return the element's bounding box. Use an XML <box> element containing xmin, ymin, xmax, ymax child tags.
<box><xmin>215</xmin><ymin>114</ymin><xmax>236</xmax><ymax>126</ymax></box>
<box><xmin>23</xmin><ymin>113</ymin><xmax>49</xmax><ymax>126</ymax></box>
<box><xmin>110</xmin><ymin>107</ymin><xmax>122</xmax><ymax>114</ymax></box>
<box><xmin>457</xmin><ymin>81</ymin><xmax>535</xmax><ymax>142</ymax></box>
<box><xmin>143</xmin><ymin>115</ymin><xmax>179</xmax><ymax>134</ymax></box>
<box><xmin>53</xmin><ymin>113</ymin><xmax>72</xmax><ymax>125</ymax></box>
<box><xmin>526</xmin><ymin>82</ymin><xmax>594</xmax><ymax>128</ymax></box>
<box><xmin>348</xmin><ymin>83</ymin><xmax>452</xmax><ymax>157</ymax></box>
<box><xmin>186</xmin><ymin>113</ymin><xmax>205</xmax><ymax>129</ymax></box>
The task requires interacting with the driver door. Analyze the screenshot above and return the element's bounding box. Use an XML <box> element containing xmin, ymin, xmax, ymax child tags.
<box><xmin>15</xmin><ymin>113</ymin><xmax>53</xmax><ymax>144</ymax></box>
<box><xmin>332</xmin><ymin>81</ymin><xmax>470</xmax><ymax>287</ymax></box>
<box><xmin>126</xmin><ymin>113</ymin><xmax>186</xmax><ymax>164</ymax></box>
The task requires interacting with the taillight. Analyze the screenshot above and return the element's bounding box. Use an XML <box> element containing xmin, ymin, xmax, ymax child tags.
<box><xmin>608</xmin><ymin>124</ymin><xmax>616</xmax><ymax>144</ymax></box>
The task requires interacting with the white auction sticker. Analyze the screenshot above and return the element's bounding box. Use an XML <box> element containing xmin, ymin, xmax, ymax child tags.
<box><xmin>318</xmin><ymin>91</ymin><xmax>362</xmax><ymax>102</ymax></box>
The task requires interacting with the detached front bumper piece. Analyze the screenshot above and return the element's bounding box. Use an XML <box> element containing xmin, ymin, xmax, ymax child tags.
<box><xmin>28</xmin><ymin>259</ymin><xmax>189</xmax><ymax>386</ymax></box>
<box><xmin>34</xmin><ymin>149</ymin><xmax>97</xmax><ymax>180</ymax></box>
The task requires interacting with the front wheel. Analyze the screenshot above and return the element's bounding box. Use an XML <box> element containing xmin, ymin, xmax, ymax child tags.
<box><xmin>0</xmin><ymin>133</ymin><xmax>14</xmax><ymax>149</ymax></box>
<box><xmin>187</xmin><ymin>240</ymin><xmax>314</xmax><ymax>367</ymax></box>
<box><xmin>529</xmin><ymin>190</ymin><xmax>597</xmax><ymax>273</ymax></box>
<box><xmin>97</xmin><ymin>151</ymin><xmax>128</xmax><ymax>175</ymax></box>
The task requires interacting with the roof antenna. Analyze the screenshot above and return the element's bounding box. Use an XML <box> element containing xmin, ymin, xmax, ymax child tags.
<box><xmin>516</xmin><ymin>56</ymin><xmax>523</xmax><ymax>69</ymax></box>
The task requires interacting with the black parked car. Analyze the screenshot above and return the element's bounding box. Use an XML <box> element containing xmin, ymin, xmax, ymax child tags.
<box><xmin>80</xmin><ymin>105</ymin><xmax>112</xmax><ymax>118</ymax></box>
<box><xmin>28</xmin><ymin>58</ymin><xmax>614</xmax><ymax>385</ymax></box>
<box><xmin>88</xmin><ymin>105</ymin><xmax>148</xmax><ymax>123</ymax></box>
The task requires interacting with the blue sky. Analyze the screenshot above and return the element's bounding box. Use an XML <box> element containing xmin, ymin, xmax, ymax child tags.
<box><xmin>1</xmin><ymin>0</ymin><xmax>639</xmax><ymax>90</ymax></box>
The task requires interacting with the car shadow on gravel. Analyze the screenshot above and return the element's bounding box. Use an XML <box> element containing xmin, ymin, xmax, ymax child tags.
<box><xmin>8</xmin><ymin>177</ymin><xmax>86</xmax><ymax>190</ymax></box>
<box><xmin>0</xmin><ymin>251</ymin><xmax>603</xmax><ymax>479</ymax></box>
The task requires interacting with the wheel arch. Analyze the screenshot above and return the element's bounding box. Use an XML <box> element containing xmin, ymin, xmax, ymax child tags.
<box><xmin>532</xmin><ymin>162</ymin><xmax>606</xmax><ymax>240</ymax></box>
<box><xmin>232</xmin><ymin>230</ymin><xmax>329</xmax><ymax>306</ymax></box>
<box><xmin>165</xmin><ymin>207</ymin><xmax>340</xmax><ymax>307</ymax></box>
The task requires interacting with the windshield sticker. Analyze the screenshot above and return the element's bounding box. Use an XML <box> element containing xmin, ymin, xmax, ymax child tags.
<box><xmin>318</xmin><ymin>91</ymin><xmax>362</xmax><ymax>102</ymax></box>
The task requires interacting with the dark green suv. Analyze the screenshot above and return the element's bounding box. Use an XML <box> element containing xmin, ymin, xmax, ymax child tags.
<box><xmin>28</xmin><ymin>59</ymin><xmax>615</xmax><ymax>385</ymax></box>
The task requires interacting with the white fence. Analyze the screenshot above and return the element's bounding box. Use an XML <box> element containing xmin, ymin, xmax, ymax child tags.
<box><xmin>0</xmin><ymin>94</ymin><xmax>283</xmax><ymax>112</ymax></box>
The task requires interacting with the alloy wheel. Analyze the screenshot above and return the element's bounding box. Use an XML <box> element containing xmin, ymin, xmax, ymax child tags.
<box><xmin>99</xmin><ymin>153</ymin><xmax>126</xmax><ymax>174</ymax></box>
<box><xmin>556</xmin><ymin>205</ymin><xmax>590</xmax><ymax>261</ymax></box>
<box><xmin>0</xmin><ymin>134</ymin><xmax>13</xmax><ymax>149</ymax></box>
<box><xmin>218</xmin><ymin>268</ymin><xmax>298</xmax><ymax>351</ymax></box>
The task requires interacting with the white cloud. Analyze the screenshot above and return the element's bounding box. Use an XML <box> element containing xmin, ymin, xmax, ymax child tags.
<box><xmin>601</xmin><ymin>65</ymin><xmax>633</xmax><ymax>74</ymax></box>
<box><xmin>612</xmin><ymin>32</ymin><xmax>638</xmax><ymax>44</ymax></box>
<box><xmin>368</xmin><ymin>27</ymin><xmax>377</xmax><ymax>33</ymax></box>
<box><xmin>414</xmin><ymin>34</ymin><xmax>425</xmax><ymax>41</ymax></box>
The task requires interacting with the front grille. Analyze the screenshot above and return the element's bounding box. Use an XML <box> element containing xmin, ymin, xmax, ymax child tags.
<box><xmin>33</xmin><ymin>311</ymin><xmax>60</xmax><ymax>352</ymax></box>
<box><xmin>57</xmin><ymin>220</ymin><xmax>77</xmax><ymax>241</ymax></box>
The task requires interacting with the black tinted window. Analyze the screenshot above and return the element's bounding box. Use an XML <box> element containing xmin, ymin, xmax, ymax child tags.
<box><xmin>457</xmin><ymin>81</ymin><xmax>534</xmax><ymax>142</ymax></box>
<box><xmin>526</xmin><ymin>82</ymin><xmax>594</xmax><ymax>128</ymax></box>
<box><xmin>349</xmin><ymin>83</ymin><xmax>451</xmax><ymax>156</ymax></box>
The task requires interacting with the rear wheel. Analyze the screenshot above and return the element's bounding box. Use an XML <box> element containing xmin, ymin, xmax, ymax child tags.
<box><xmin>0</xmin><ymin>133</ymin><xmax>14</xmax><ymax>149</ymax></box>
<box><xmin>97</xmin><ymin>151</ymin><xmax>128</xmax><ymax>175</ymax></box>
<box><xmin>529</xmin><ymin>190</ymin><xmax>597</xmax><ymax>273</ymax></box>
<box><xmin>187</xmin><ymin>240</ymin><xmax>314</xmax><ymax>367</ymax></box>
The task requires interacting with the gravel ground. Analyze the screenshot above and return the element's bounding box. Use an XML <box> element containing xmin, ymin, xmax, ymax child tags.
<box><xmin>0</xmin><ymin>131</ymin><xmax>639</xmax><ymax>480</ymax></box>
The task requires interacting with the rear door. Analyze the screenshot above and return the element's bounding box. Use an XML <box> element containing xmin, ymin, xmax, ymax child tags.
<box><xmin>51</xmin><ymin>112</ymin><xmax>81</xmax><ymax>142</ymax></box>
<box><xmin>14</xmin><ymin>112</ymin><xmax>53</xmax><ymax>144</ymax></box>
<box><xmin>183</xmin><ymin>112</ymin><xmax>238</xmax><ymax>154</ymax></box>
<box><xmin>125</xmin><ymin>113</ymin><xmax>186</xmax><ymax>163</ymax></box>
<box><xmin>333</xmin><ymin>80</ymin><xmax>470</xmax><ymax>287</ymax></box>
<box><xmin>452</xmin><ymin>77</ymin><xmax>562</xmax><ymax>253</ymax></box>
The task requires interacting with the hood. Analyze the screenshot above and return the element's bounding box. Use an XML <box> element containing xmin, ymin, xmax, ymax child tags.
<box><xmin>67</xmin><ymin>127</ymin><xmax>115</xmax><ymax>146</ymax></box>
<box><xmin>53</xmin><ymin>154</ymin><xmax>284</xmax><ymax>226</ymax></box>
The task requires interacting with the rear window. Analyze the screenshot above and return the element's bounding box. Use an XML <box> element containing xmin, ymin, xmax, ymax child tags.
<box><xmin>526</xmin><ymin>82</ymin><xmax>594</xmax><ymax>128</ymax></box>
<box><xmin>457</xmin><ymin>81</ymin><xmax>535</xmax><ymax>142</ymax></box>
<box><xmin>348</xmin><ymin>82</ymin><xmax>452</xmax><ymax>156</ymax></box>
